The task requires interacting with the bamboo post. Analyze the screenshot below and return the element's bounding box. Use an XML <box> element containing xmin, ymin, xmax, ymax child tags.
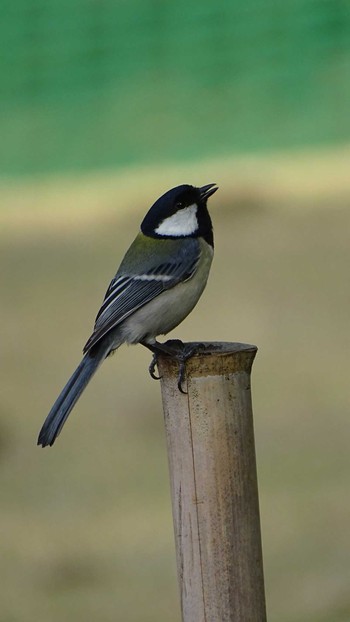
<box><xmin>157</xmin><ymin>342</ymin><xmax>266</xmax><ymax>622</ymax></box>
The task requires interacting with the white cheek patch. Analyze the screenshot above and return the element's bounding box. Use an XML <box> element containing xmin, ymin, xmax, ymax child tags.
<box><xmin>155</xmin><ymin>204</ymin><xmax>198</xmax><ymax>237</ymax></box>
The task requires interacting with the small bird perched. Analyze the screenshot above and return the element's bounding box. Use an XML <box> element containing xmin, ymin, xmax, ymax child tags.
<box><xmin>38</xmin><ymin>183</ymin><xmax>218</xmax><ymax>447</ymax></box>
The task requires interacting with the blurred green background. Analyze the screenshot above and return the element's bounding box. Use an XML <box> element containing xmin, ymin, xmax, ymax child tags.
<box><xmin>2</xmin><ymin>0</ymin><xmax>350</xmax><ymax>176</ymax></box>
<box><xmin>1</xmin><ymin>1</ymin><xmax>350</xmax><ymax>621</ymax></box>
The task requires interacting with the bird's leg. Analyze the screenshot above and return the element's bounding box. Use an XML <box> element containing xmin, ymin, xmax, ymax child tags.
<box><xmin>141</xmin><ymin>340</ymin><xmax>199</xmax><ymax>393</ymax></box>
<box><xmin>141</xmin><ymin>340</ymin><xmax>180</xmax><ymax>383</ymax></box>
<box><xmin>175</xmin><ymin>342</ymin><xmax>203</xmax><ymax>393</ymax></box>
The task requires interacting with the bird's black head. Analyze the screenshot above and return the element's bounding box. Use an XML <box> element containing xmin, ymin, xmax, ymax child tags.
<box><xmin>141</xmin><ymin>183</ymin><xmax>218</xmax><ymax>247</ymax></box>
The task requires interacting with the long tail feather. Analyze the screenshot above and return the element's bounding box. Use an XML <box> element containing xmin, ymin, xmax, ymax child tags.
<box><xmin>38</xmin><ymin>347</ymin><xmax>107</xmax><ymax>447</ymax></box>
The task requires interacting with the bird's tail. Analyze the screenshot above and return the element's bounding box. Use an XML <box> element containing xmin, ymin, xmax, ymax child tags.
<box><xmin>38</xmin><ymin>345</ymin><xmax>108</xmax><ymax>447</ymax></box>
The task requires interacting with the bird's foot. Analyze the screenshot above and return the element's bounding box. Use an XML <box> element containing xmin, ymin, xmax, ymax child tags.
<box><xmin>142</xmin><ymin>339</ymin><xmax>200</xmax><ymax>393</ymax></box>
<box><xmin>171</xmin><ymin>341</ymin><xmax>200</xmax><ymax>393</ymax></box>
<box><xmin>148</xmin><ymin>352</ymin><xmax>161</xmax><ymax>380</ymax></box>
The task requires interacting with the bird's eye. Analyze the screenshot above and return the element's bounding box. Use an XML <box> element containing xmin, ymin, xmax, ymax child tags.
<box><xmin>176</xmin><ymin>201</ymin><xmax>183</xmax><ymax>209</ymax></box>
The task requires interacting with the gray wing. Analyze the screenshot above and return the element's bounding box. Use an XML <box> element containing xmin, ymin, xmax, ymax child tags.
<box><xmin>83</xmin><ymin>240</ymin><xmax>200</xmax><ymax>353</ymax></box>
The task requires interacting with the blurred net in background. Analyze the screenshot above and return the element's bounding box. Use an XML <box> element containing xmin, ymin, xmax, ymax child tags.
<box><xmin>1</xmin><ymin>0</ymin><xmax>350</xmax><ymax>176</ymax></box>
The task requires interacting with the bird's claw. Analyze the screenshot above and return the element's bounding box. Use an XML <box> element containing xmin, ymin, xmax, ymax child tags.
<box><xmin>176</xmin><ymin>344</ymin><xmax>200</xmax><ymax>393</ymax></box>
<box><xmin>177</xmin><ymin>358</ymin><xmax>187</xmax><ymax>393</ymax></box>
<box><xmin>148</xmin><ymin>353</ymin><xmax>161</xmax><ymax>380</ymax></box>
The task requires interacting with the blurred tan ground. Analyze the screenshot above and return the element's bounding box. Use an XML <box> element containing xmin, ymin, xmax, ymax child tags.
<box><xmin>1</xmin><ymin>147</ymin><xmax>350</xmax><ymax>622</ymax></box>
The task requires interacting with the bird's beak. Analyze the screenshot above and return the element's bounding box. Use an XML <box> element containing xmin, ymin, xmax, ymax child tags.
<box><xmin>199</xmin><ymin>183</ymin><xmax>219</xmax><ymax>200</ymax></box>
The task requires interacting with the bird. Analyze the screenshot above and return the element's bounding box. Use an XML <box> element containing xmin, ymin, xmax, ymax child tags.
<box><xmin>37</xmin><ymin>183</ymin><xmax>218</xmax><ymax>447</ymax></box>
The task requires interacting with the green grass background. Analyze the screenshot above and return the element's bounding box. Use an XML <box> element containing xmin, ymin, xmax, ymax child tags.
<box><xmin>1</xmin><ymin>150</ymin><xmax>350</xmax><ymax>622</ymax></box>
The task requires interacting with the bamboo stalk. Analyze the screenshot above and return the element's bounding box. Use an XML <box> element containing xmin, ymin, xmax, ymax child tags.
<box><xmin>157</xmin><ymin>342</ymin><xmax>266</xmax><ymax>622</ymax></box>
